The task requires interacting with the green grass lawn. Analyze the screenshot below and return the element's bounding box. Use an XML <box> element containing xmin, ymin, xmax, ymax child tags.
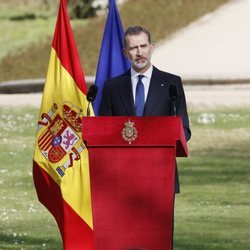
<box><xmin>0</xmin><ymin>1</ymin><xmax>56</xmax><ymax>61</ymax></box>
<box><xmin>0</xmin><ymin>4</ymin><xmax>86</xmax><ymax>61</ymax></box>
<box><xmin>0</xmin><ymin>105</ymin><xmax>249</xmax><ymax>249</ymax></box>
<box><xmin>0</xmin><ymin>107</ymin><xmax>62</xmax><ymax>249</ymax></box>
<box><xmin>0</xmin><ymin>17</ymin><xmax>56</xmax><ymax>61</ymax></box>
<box><xmin>176</xmin><ymin>107</ymin><xmax>250</xmax><ymax>250</ymax></box>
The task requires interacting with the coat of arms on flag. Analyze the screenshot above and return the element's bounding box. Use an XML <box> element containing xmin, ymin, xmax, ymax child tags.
<box><xmin>37</xmin><ymin>102</ymin><xmax>85</xmax><ymax>177</ymax></box>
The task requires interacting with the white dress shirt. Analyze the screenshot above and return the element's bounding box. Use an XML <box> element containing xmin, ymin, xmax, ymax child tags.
<box><xmin>130</xmin><ymin>65</ymin><xmax>153</xmax><ymax>103</ymax></box>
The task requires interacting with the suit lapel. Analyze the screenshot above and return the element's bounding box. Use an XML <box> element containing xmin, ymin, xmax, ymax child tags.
<box><xmin>117</xmin><ymin>71</ymin><xmax>135</xmax><ymax>115</ymax></box>
<box><xmin>144</xmin><ymin>67</ymin><xmax>167</xmax><ymax>115</ymax></box>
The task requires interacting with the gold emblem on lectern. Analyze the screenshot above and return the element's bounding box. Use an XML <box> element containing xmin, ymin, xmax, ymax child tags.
<box><xmin>121</xmin><ymin>120</ymin><xmax>138</xmax><ymax>144</ymax></box>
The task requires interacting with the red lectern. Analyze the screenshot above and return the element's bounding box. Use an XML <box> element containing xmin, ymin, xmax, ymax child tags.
<box><xmin>82</xmin><ymin>116</ymin><xmax>188</xmax><ymax>250</ymax></box>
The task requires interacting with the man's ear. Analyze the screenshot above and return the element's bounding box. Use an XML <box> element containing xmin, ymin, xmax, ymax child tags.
<box><xmin>150</xmin><ymin>43</ymin><xmax>155</xmax><ymax>53</ymax></box>
<box><xmin>122</xmin><ymin>48</ymin><xmax>127</xmax><ymax>57</ymax></box>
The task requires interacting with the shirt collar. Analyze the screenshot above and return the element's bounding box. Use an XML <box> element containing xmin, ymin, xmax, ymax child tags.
<box><xmin>130</xmin><ymin>64</ymin><xmax>153</xmax><ymax>79</ymax></box>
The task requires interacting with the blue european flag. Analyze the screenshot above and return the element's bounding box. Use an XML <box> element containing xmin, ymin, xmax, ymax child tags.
<box><xmin>93</xmin><ymin>0</ymin><xmax>130</xmax><ymax>115</ymax></box>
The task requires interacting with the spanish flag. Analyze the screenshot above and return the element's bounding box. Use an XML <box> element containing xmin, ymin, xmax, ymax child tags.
<box><xmin>33</xmin><ymin>0</ymin><xmax>94</xmax><ymax>249</ymax></box>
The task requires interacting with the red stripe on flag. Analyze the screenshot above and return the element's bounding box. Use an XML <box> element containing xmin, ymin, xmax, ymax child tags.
<box><xmin>52</xmin><ymin>1</ymin><xmax>87</xmax><ymax>94</ymax></box>
<box><xmin>33</xmin><ymin>161</ymin><xmax>94</xmax><ymax>249</ymax></box>
<box><xmin>38</xmin><ymin>131</ymin><xmax>52</xmax><ymax>151</ymax></box>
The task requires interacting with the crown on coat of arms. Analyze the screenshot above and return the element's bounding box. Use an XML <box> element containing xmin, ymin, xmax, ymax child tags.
<box><xmin>62</xmin><ymin>102</ymin><xmax>83</xmax><ymax>132</ymax></box>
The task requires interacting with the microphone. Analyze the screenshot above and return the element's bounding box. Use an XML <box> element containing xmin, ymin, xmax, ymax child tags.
<box><xmin>86</xmin><ymin>85</ymin><xmax>98</xmax><ymax>116</ymax></box>
<box><xmin>169</xmin><ymin>85</ymin><xmax>178</xmax><ymax>116</ymax></box>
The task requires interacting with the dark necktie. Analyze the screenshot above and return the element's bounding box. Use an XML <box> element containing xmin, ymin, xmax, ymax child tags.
<box><xmin>135</xmin><ymin>75</ymin><xmax>145</xmax><ymax>116</ymax></box>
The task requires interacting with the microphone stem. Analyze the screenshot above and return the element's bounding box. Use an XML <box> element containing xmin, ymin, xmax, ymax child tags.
<box><xmin>87</xmin><ymin>102</ymin><xmax>90</xmax><ymax>117</ymax></box>
<box><xmin>172</xmin><ymin>99</ymin><xmax>177</xmax><ymax>116</ymax></box>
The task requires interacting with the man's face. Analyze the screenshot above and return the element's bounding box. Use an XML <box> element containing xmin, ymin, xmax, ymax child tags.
<box><xmin>123</xmin><ymin>32</ymin><xmax>154</xmax><ymax>73</ymax></box>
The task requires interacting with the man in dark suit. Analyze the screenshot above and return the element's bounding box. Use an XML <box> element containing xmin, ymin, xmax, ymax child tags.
<box><xmin>99</xmin><ymin>25</ymin><xmax>191</xmax><ymax>248</ymax></box>
<box><xmin>99</xmin><ymin>25</ymin><xmax>191</xmax><ymax>144</ymax></box>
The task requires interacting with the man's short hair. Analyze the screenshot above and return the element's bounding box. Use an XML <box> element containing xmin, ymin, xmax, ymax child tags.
<box><xmin>123</xmin><ymin>26</ymin><xmax>151</xmax><ymax>48</ymax></box>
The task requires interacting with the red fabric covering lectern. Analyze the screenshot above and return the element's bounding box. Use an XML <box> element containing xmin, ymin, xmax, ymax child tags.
<box><xmin>82</xmin><ymin>116</ymin><xmax>188</xmax><ymax>250</ymax></box>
